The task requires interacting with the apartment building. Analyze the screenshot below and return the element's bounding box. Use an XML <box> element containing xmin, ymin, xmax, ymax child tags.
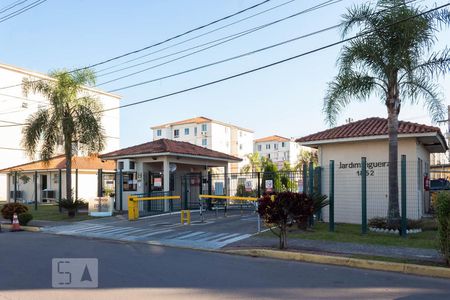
<box><xmin>151</xmin><ymin>117</ymin><xmax>254</xmax><ymax>172</ymax></box>
<box><xmin>0</xmin><ymin>63</ymin><xmax>121</xmax><ymax>201</ymax></box>
<box><xmin>254</xmin><ymin>135</ymin><xmax>304</xmax><ymax>169</ymax></box>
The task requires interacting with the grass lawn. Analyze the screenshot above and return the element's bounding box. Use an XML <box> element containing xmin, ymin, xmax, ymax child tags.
<box><xmin>261</xmin><ymin>222</ymin><xmax>438</xmax><ymax>249</ymax></box>
<box><xmin>1</xmin><ymin>203</ymin><xmax>94</xmax><ymax>222</ymax></box>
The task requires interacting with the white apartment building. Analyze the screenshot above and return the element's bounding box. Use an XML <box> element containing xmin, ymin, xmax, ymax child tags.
<box><xmin>151</xmin><ymin>117</ymin><xmax>254</xmax><ymax>173</ymax></box>
<box><xmin>0</xmin><ymin>63</ymin><xmax>121</xmax><ymax>201</ymax></box>
<box><xmin>254</xmin><ymin>135</ymin><xmax>304</xmax><ymax>169</ymax></box>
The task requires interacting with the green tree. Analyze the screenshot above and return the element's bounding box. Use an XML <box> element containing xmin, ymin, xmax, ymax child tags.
<box><xmin>323</xmin><ymin>0</ymin><xmax>450</xmax><ymax>223</ymax></box>
<box><xmin>22</xmin><ymin>69</ymin><xmax>105</xmax><ymax>204</ymax></box>
<box><xmin>294</xmin><ymin>149</ymin><xmax>318</xmax><ymax>171</ymax></box>
<box><xmin>261</xmin><ymin>159</ymin><xmax>282</xmax><ymax>192</ymax></box>
<box><xmin>242</xmin><ymin>152</ymin><xmax>262</xmax><ymax>173</ymax></box>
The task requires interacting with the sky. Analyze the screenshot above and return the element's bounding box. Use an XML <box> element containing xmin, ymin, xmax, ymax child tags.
<box><xmin>0</xmin><ymin>0</ymin><xmax>449</xmax><ymax>148</ymax></box>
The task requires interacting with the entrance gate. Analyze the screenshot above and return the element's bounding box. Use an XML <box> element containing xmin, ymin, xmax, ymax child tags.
<box><xmin>181</xmin><ymin>173</ymin><xmax>203</xmax><ymax>210</ymax></box>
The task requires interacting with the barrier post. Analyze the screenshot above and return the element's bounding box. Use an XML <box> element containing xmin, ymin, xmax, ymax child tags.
<box><xmin>128</xmin><ymin>195</ymin><xmax>135</xmax><ymax>221</ymax></box>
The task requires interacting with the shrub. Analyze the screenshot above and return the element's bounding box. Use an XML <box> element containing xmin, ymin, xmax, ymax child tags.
<box><xmin>57</xmin><ymin>198</ymin><xmax>87</xmax><ymax>217</ymax></box>
<box><xmin>435</xmin><ymin>191</ymin><xmax>450</xmax><ymax>266</ymax></box>
<box><xmin>368</xmin><ymin>216</ymin><xmax>423</xmax><ymax>231</ymax></box>
<box><xmin>18</xmin><ymin>212</ymin><xmax>33</xmax><ymax>226</ymax></box>
<box><xmin>257</xmin><ymin>192</ymin><xmax>314</xmax><ymax>249</ymax></box>
<box><xmin>235</xmin><ymin>184</ymin><xmax>257</xmax><ymax>198</ymax></box>
<box><xmin>1</xmin><ymin>203</ymin><xmax>28</xmax><ymax>222</ymax></box>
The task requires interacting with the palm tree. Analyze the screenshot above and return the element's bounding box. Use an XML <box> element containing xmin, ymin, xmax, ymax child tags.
<box><xmin>22</xmin><ymin>69</ymin><xmax>105</xmax><ymax>204</ymax></box>
<box><xmin>324</xmin><ymin>0</ymin><xmax>450</xmax><ymax>223</ymax></box>
<box><xmin>294</xmin><ymin>149</ymin><xmax>318</xmax><ymax>171</ymax></box>
<box><xmin>242</xmin><ymin>152</ymin><xmax>262</xmax><ymax>173</ymax></box>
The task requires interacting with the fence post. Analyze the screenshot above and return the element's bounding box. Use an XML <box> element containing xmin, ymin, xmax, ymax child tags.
<box><xmin>361</xmin><ymin>157</ymin><xmax>367</xmax><ymax>234</ymax></box>
<box><xmin>58</xmin><ymin>169</ymin><xmax>62</xmax><ymax>212</ymax></box>
<box><xmin>401</xmin><ymin>155</ymin><xmax>407</xmax><ymax>237</ymax></box>
<box><xmin>316</xmin><ymin>166</ymin><xmax>322</xmax><ymax>221</ymax></box>
<box><xmin>14</xmin><ymin>171</ymin><xmax>17</xmax><ymax>203</ymax></box>
<box><xmin>34</xmin><ymin>171</ymin><xmax>38</xmax><ymax>211</ymax></box>
<box><xmin>119</xmin><ymin>169</ymin><xmax>123</xmax><ymax>211</ymax></box>
<box><xmin>97</xmin><ymin>168</ymin><xmax>103</xmax><ymax>197</ymax></box>
<box><xmin>329</xmin><ymin>160</ymin><xmax>335</xmax><ymax>232</ymax></box>
<box><xmin>75</xmin><ymin>169</ymin><xmax>79</xmax><ymax>201</ymax></box>
<box><xmin>302</xmin><ymin>163</ymin><xmax>307</xmax><ymax>193</ymax></box>
<box><xmin>257</xmin><ymin>172</ymin><xmax>261</xmax><ymax>198</ymax></box>
<box><xmin>308</xmin><ymin>162</ymin><xmax>314</xmax><ymax>196</ymax></box>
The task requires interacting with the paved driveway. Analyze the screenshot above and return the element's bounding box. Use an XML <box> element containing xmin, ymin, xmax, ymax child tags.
<box><xmin>42</xmin><ymin>209</ymin><xmax>262</xmax><ymax>249</ymax></box>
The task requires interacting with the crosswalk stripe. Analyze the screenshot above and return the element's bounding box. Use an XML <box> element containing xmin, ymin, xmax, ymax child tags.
<box><xmin>192</xmin><ymin>233</ymin><xmax>217</xmax><ymax>242</ymax></box>
<box><xmin>200</xmin><ymin>233</ymin><xmax>231</xmax><ymax>241</ymax></box>
<box><xmin>91</xmin><ymin>227</ymin><xmax>137</xmax><ymax>235</ymax></box>
<box><xmin>77</xmin><ymin>226</ymin><xmax>117</xmax><ymax>233</ymax></box>
<box><xmin>175</xmin><ymin>232</ymin><xmax>205</xmax><ymax>240</ymax></box>
<box><xmin>138</xmin><ymin>229</ymin><xmax>173</xmax><ymax>238</ymax></box>
<box><xmin>164</xmin><ymin>231</ymin><xmax>194</xmax><ymax>239</ymax></box>
<box><xmin>115</xmin><ymin>228</ymin><xmax>149</xmax><ymax>236</ymax></box>
<box><xmin>58</xmin><ymin>225</ymin><xmax>106</xmax><ymax>233</ymax></box>
<box><xmin>214</xmin><ymin>233</ymin><xmax>241</xmax><ymax>242</ymax></box>
<box><xmin>219</xmin><ymin>234</ymin><xmax>251</xmax><ymax>245</ymax></box>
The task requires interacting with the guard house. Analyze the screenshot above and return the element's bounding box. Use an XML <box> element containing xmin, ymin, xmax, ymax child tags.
<box><xmin>296</xmin><ymin>117</ymin><xmax>448</xmax><ymax>223</ymax></box>
<box><xmin>100</xmin><ymin>139</ymin><xmax>241</xmax><ymax>211</ymax></box>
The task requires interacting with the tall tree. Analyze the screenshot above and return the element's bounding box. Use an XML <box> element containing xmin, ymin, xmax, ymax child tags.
<box><xmin>294</xmin><ymin>149</ymin><xmax>318</xmax><ymax>171</ymax></box>
<box><xmin>242</xmin><ymin>152</ymin><xmax>262</xmax><ymax>173</ymax></box>
<box><xmin>324</xmin><ymin>0</ymin><xmax>450</xmax><ymax>223</ymax></box>
<box><xmin>22</xmin><ymin>69</ymin><xmax>105</xmax><ymax>203</ymax></box>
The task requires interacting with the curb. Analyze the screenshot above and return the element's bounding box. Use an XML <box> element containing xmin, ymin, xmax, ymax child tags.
<box><xmin>224</xmin><ymin>249</ymin><xmax>450</xmax><ymax>279</ymax></box>
<box><xmin>0</xmin><ymin>224</ymin><xmax>41</xmax><ymax>232</ymax></box>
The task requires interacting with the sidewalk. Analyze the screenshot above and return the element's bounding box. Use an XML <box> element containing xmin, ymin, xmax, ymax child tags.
<box><xmin>226</xmin><ymin>235</ymin><xmax>443</xmax><ymax>264</ymax></box>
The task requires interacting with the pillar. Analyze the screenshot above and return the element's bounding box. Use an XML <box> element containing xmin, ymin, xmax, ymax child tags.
<box><xmin>163</xmin><ymin>157</ymin><xmax>170</xmax><ymax>211</ymax></box>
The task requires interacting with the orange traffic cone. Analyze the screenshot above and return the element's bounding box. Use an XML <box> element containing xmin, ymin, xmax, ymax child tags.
<box><xmin>11</xmin><ymin>213</ymin><xmax>21</xmax><ymax>232</ymax></box>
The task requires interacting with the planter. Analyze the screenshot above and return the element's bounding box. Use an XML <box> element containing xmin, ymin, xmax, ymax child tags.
<box><xmin>369</xmin><ymin>227</ymin><xmax>422</xmax><ymax>234</ymax></box>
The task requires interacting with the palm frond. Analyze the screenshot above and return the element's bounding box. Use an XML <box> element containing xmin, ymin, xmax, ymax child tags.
<box><xmin>21</xmin><ymin>109</ymin><xmax>49</xmax><ymax>159</ymax></box>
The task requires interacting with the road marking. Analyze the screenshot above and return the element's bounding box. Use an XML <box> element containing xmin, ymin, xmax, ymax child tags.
<box><xmin>214</xmin><ymin>233</ymin><xmax>241</xmax><ymax>242</ymax></box>
<box><xmin>176</xmin><ymin>232</ymin><xmax>206</xmax><ymax>240</ymax></box>
<box><xmin>219</xmin><ymin>234</ymin><xmax>252</xmax><ymax>245</ymax></box>
<box><xmin>138</xmin><ymin>229</ymin><xmax>174</xmax><ymax>238</ymax></box>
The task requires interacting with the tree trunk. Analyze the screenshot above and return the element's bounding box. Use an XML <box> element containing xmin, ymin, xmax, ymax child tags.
<box><xmin>279</xmin><ymin>225</ymin><xmax>287</xmax><ymax>249</ymax></box>
<box><xmin>387</xmin><ymin>104</ymin><xmax>401</xmax><ymax>224</ymax></box>
<box><xmin>65</xmin><ymin>135</ymin><xmax>73</xmax><ymax>204</ymax></box>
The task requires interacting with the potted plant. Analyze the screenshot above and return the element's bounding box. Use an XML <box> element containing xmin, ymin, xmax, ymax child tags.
<box><xmin>57</xmin><ymin>198</ymin><xmax>86</xmax><ymax>217</ymax></box>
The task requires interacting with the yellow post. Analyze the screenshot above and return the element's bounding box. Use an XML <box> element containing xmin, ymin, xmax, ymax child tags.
<box><xmin>128</xmin><ymin>195</ymin><xmax>135</xmax><ymax>220</ymax></box>
<box><xmin>180</xmin><ymin>210</ymin><xmax>191</xmax><ymax>225</ymax></box>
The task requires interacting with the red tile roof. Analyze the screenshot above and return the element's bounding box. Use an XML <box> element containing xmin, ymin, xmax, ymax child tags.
<box><xmin>100</xmin><ymin>139</ymin><xmax>241</xmax><ymax>161</ymax></box>
<box><xmin>0</xmin><ymin>155</ymin><xmax>115</xmax><ymax>173</ymax></box>
<box><xmin>254</xmin><ymin>135</ymin><xmax>290</xmax><ymax>143</ymax></box>
<box><xmin>296</xmin><ymin>117</ymin><xmax>445</xmax><ymax>143</ymax></box>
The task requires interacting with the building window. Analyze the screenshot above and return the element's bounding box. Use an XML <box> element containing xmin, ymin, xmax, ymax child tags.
<box><xmin>156</xmin><ymin>129</ymin><xmax>162</xmax><ymax>136</ymax></box>
<box><xmin>267</xmin><ymin>153</ymin><xmax>271</xmax><ymax>159</ymax></box>
<box><xmin>184</xmin><ymin>128</ymin><xmax>189</xmax><ymax>135</ymax></box>
<box><xmin>274</xmin><ymin>143</ymin><xmax>278</xmax><ymax>150</ymax></box>
<box><xmin>174</xmin><ymin>129</ymin><xmax>179</xmax><ymax>138</ymax></box>
<box><xmin>281</xmin><ymin>142</ymin><xmax>285</xmax><ymax>147</ymax></box>
<box><xmin>201</xmin><ymin>124</ymin><xmax>207</xmax><ymax>132</ymax></box>
<box><xmin>129</xmin><ymin>161</ymin><xmax>135</xmax><ymax>170</ymax></box>
<box><xmin>257</xmin><ymin>145</ymin><xmax>262</xmax><ymax>151</ymax></box>
<box><xmin>118</xmin><ymin>161</ymin><xmax>124</xmax><ymax>170</ymax></box>
<box><xmin>123</xmin><ymin>173</ymin><xmax>137</xmax><ymax>191</ymax></box>
<box><xmin>194</xmin><ymin>127</ymin><xmax>197</xmax><ymax>136</ymax></box>
<box><xmin>266</xmin><ymin>144</ymin><xmax>271</xmax><ymax>150</ymax></box>
<box><xmin>202</xmin><ymin>138</ymin><xmax>207</xmax><ymax>146</ymax></box>
<box><xmin>239</xmin><ymin>144</ymin><xmax>243</xmax><ymax>150</ymax></box>
<box><xmin>239</xmin><ymin>131</ymin><xmax>242</xmax><ymax>137</ymax></box>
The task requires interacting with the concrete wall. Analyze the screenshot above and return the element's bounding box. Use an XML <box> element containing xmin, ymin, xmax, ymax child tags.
<box><xmin>318</xmin><ymin>138</ymin><xmax>427</xmax><ymax>224</ymax></box>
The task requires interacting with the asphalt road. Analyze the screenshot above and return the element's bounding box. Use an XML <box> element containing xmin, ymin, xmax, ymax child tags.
<box><xmin>0</xmin><ymin>232</ymin><xmax>449</xmax><ymax>300</ymax></box>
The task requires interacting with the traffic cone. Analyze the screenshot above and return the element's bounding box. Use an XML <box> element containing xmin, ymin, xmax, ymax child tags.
<box><xmin>11</xmin><ymin>213</ymin><xmax>21</xmax><ymax>232</ymax></box>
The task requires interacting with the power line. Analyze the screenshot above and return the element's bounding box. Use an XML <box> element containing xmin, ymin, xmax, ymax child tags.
<box><xmin>95</xmin><ymin>0</ymin><xmax>341</xmax><ymax>86</ymax></box>
<box><xmin>94</xmin><ymin>0</ymin><xmax>299</xmax><ymax>75</ymax></box>
<box><xmin>0</xmin><ymin>0</ymin><xmax>47</xmax><ymax>24</ymax></box>
<box><xmin>0</xmin><ymin>0</ymin><xmax>273</xmax><ymax>90</ymax></box>
<box><xmin>0</xmin><ymin>0</ymin><xmax>439</xmax><ymax>127</ymax></box>
<box><xmin>0</xmin><ymin>0</ymin><xmax>29</xmax><ymax>14</ymax></box>
<box><xmin>100</xmin><ymin>2</ymin><xmax>450</xmax><ymax>112</ymax></box>
<box><xmin>106</xmin><ymin>23</ymin><xmax>340</xmax><ymax>92</ymax></box>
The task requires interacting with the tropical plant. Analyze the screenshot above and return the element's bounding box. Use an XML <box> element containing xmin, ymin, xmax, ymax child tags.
<box><xmin>1</xmin><ymin>203</ymin><xmax>28</xmax><ymax>222</ymax></box>
<box><xmin>22</xmin><ymin>69</ymin><xmax>105</xmax><ymax>207</ymax></box>
<box><xmin>257</xmin><ymin>192</ymin><xmax>314</xmax><ymax>249</ymax></box>
<box><xmin>261</xmin><ymin>159</ymin><xmax>282</xmax><ymax>192</ymax></box>
<box><xmin>323</xmin><ymin>0</ymin><xmax>450</xmax><ymax>224</ymax></box>
<box><xmin>57</xmin><ymin>198</ymin><xmax>87</xmax><ymax>217</ymax></box>
<box><xmin>435</xmin><ymin>191</ymin><xmax>450</xmax><ymax>265</ymax></box>
<box><xmin>241</xmin><ymin>152</ymin><xmax>262</xmax><ymax>173</ymax></box>
<box><xmin>294</xmin><ymin>149</ymin><xmax>318</xmax><ymax>171</ymax></box>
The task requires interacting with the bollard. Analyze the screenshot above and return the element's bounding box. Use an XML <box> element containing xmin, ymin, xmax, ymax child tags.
<box><xmin>199</xmin><ymin>199</ymin><xmax>204</xmax><ymax>223</ymax></box>
<box><xmin>181</xmin><ymin>210</ymin><xmax>191</xmax><ymax>225</ymax></box>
